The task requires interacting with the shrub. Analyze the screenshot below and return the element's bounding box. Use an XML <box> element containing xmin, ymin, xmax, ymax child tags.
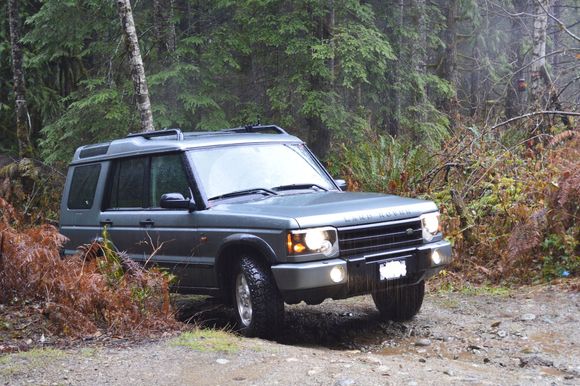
<box><xmin>0</xmin><ymin>198</ymin><xmax>178</xmax><ymax>337</ymax></box>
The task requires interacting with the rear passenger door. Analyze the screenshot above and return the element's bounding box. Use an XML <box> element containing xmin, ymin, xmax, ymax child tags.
<box><xmin>100</xmin><ymin>153</ymin><xmax>216</xmax><ymax>289</ymax></box>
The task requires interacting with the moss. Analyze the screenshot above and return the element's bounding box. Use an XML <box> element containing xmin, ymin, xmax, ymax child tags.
<box><xmin>170</xmin><ymin>328</ymin><xmax>240</xmax><ymax>353</ymax></box>
<box><xmin>0</xmin><ymin>348</ymin><xmax>66</xmax><ymax>377</ymax></box>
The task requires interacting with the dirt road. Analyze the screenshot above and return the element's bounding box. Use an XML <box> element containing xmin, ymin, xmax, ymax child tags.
<box><xmin>1</xmin><ymin>282</ymin><xmax>578</xmax><ymax>385</ymax></box>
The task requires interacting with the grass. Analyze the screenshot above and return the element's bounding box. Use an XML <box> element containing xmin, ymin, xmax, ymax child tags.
<box><xmin>435</xmin><ymin>281</ymin><xmax>512</xmax><ymax>297</ymax></box>
<box><xmin>460</xmin><ymin>285</ymin><xmax>511</xmax><ymax>297</ymax></box>
<box><xmin>170</xmin><ymin>328</ymin><xmax>240</xmax><ymax>353</ymax></box>
<box><xmin>0</xmin><ymin>348</ymin><xmax>66</xmax><ymax>377</ymax></box>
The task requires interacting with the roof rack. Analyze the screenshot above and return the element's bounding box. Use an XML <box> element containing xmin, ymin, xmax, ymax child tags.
<box><xmin>126</xmin><ymin>128</ymin><xmax>184</xmax><ymax>140</ymax></box>
<box><xmin>220</xmin><ymin>125</ymin><xmax>288</xmax><ymax>135</ymax></box>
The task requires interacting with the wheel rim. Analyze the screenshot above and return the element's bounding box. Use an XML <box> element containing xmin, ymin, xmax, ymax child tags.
<box><xmin>235</xmin><ymin>273</ymin><xmax>253</xmax><ymax>327</ymax></box>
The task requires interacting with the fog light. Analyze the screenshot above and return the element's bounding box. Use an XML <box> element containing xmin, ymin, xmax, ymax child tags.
<box><xmin>431</xmin><ymin>250</ymin><xmax>441</xmax><ymax>265</ymax></box>
<box><xmin>330</xmin><ymin>266</ymin><xmax>345</xmax><ymax>283</ymax></box>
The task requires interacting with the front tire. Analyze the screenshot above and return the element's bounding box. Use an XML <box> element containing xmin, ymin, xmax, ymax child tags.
<box><xmin>372</xmin><ymin>281</ymin><xmax>425</xmax><ymax>321</ymax></box>
<box><xmin>233</xmin><ymin>256</ymin><xmax>284</xmax><ymax>338</ymax></box>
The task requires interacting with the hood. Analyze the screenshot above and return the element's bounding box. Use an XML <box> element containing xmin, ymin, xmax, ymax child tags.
<box><xmin>210</xmin><ymin>191</ymin><xmax>438</xmax><ymax>229</ymax></box>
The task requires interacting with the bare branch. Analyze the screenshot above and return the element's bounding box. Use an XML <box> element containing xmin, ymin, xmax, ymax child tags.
<box><xmin>491</xmin><ymin>110</ymin><xmax>580</xmax><ymax>130</ymax></box>
<box><xmin>535</xmin><ymin>0</ymin><xmax>580</xmax><ymax>42</ymax></box>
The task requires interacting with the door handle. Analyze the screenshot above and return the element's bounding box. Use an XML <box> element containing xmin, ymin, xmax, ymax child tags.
<box><xmin>140</xmin><ymin>219</ymin><xmax>155</xmax><ymax>227</ymax></box>
<box><xmin>100</xmin><ymin>219</ymin><xmax>113</xmax><ymax>227</ymax></box>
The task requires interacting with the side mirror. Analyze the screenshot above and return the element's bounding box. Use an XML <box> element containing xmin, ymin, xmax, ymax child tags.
<box><xmin>334</xmin><ymin>179</ymin><xmax>347</xmax><ymax>191</ymax></box>
<box><xmin>160</xmin><ymin>193</ymin><xmax>196</xmax><ymax>211</ymax></box>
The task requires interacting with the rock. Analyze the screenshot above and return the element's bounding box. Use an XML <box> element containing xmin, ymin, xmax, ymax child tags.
<box><xmin>307</xmin><ymin>367</ymin><xmax>322</xmax><ymax>376</ymax></box>
<box><xmin>419</xmin><ymin>358</ymin><xmax>426</xmax><ymax>363</ymax></box>
<box><xmin>377</xmin><ymin>365</ymin><xmax>390</xmax><ymax>374</ymax></box>
<box><xmin>491</xmin><ymin>321</ymin><xmax>501</xmax><ymax>328</ymax></box>
<box><xmin>520</xmin><ymin>313</ymin><xmax>536</xmax><ymax>322</ymax></box>
<box><xmin>415</xmin><ymin>339</ymin><xmax>432</xmax><ymax>347</ymax></box>
<box><xmin>444</xmin><ymin>370</ymin><xmax>455</xmax><ymax>376</ymax></box>
<box><xmin>286</xmin><ymin>357</ymin><xmax>299</xmax><ymax>362</ymax></box>
<box><xmin>496</xmin><ymin>330</ymin><xmax>508</xmax><ymax>338</ymax></box>
<box><xmin>334</xmin><ymin>378</ymin><xmax>355</xmax><ymax>386</ymax></box>
<box><xmin>518</xmin><ymin>356</ymin><xmax>554</xmax><ymax>368</ymax></box>
<box><xmin>216</xmin><ymin>358</ymin><xmax>229</xmax><ymax>365</ymax></box>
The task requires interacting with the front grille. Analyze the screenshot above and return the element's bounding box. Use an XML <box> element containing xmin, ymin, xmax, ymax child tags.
<box><xmin>338</xmin><ymin>218</ymin><xmax>423</xmax><ymax>256</ymax></box>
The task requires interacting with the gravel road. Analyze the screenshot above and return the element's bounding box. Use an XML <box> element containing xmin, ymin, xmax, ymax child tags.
<box><xmin>1</xmin><ymin>282</ymin><xmax>578</xmax><ymax>385</ymax></box>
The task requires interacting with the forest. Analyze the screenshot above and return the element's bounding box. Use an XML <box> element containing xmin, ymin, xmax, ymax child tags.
<box><xmin>0</xmin><ymin>0</ymin><xmax>578</xmax><ymax>338</ymax></box>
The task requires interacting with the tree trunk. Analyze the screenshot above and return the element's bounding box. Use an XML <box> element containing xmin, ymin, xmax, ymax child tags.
<box><xmin>440</xmin><ymin>0</ymin><xmax>460</xmax><ymax>128</ymax></box>
<box><xmin>153</xmin><ymin>0</ymin><xmax>176</xmax><ymax>59</ymax></box>
<box><xmin>531</xmin><ymin>0</ymin><xmax>550</xmax><ymax>108</ymax></box>
<box><xmin>7</xmin><ymin>0</ymin><xmax>33</xmax><ymax>158</ymax></box>
<box><xmin>550</xmin><ymin>0</ymin><xmax>561</xmax><ymax>74</ymax></box>
<box><xmin>307</xmin><ymin>2</ymin><xmax>333</xmax><ymax>160</ymax></box>
<box><xmin>390</xmin><ymin>0</ymin><xmax>404</xmax><ymax>137</ymax></box>
<box><xmin>117</xmin><ymin>0</ymin><xmax>155</xmax><ymax>132</ymax></box>
<box><xmin>410</xmin><ymin>0</ymin><xmax>427</xmax><ymax>131</ymax></box>
<box><xmin>505</xmin><ymin>0</ymin><xmax>526</xmax><ymax>119</ymax></box>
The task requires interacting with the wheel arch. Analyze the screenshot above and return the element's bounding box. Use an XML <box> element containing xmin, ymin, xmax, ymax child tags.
<box><xmin>215</xmin><ymin>234</ymin><xmax>277</xmax><ymax>303</ymax></box>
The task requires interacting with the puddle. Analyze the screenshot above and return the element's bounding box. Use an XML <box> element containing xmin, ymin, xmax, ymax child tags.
<box><xmin>527</xmin><ymin>331</ymin><xmax>566</xmax><ymax>355</ymax></box>
<box><xmin>539</xmin><ymin>367</ymin><xmax>569</xmax><ymax>378</ymax></box>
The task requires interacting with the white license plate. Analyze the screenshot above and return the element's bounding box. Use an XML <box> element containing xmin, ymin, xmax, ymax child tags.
<box><xmin>379</xmin><ymin>260</ymin><xmax>407</xmax><ymax>280</ymax></box>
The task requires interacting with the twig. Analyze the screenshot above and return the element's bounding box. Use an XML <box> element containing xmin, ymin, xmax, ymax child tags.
<box><xmin>491</xmin><ymin>110</ymin><xmax>580</xmax><ymax>130</ymax></box>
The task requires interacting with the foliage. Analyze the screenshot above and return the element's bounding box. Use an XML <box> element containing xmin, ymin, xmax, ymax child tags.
<box><xmin>0</xmin><ymin>198</ymin><xmax>178</xmax><ymax>337</ymax></box>
<box><xmin>338</xmin><ymin>124</ymin><xmax>579</xmax><ymax>285</ymax></box>
<box><xmin>328</xmin><ymin>131</ymin><xmax>434</xmax><ymax>195</ymax></box>
<box><xmin>0</xmin><ymin>157</ymin><xmax>64</xmax><ymax>224</ymax></box>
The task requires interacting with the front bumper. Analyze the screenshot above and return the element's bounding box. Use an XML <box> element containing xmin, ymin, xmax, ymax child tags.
<box><xmin>271</xmin><ymin>240</ymin><xmax>452</xmax><ymax>304</ymax></box>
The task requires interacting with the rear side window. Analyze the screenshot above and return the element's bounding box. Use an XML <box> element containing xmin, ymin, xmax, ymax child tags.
<box><xmin>108</xmin><ymin>157</ymin><xmax>147</xmax><ymax>208</ymax></box>
<box><xmin>67</xmin><ymin>164</ymin><xmax>101</xmax><ymax>209</ymax></box>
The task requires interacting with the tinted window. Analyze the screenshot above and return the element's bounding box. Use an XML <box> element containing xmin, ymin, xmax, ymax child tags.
<box><xmin>150</xmin><ymin>154</ymin><xmax>191</xmax><ymax>207</ymax></box>
<box><xmin>67</xmin><ymin>164</ymin><xmax>101</xmax><ymax>209</ymax></box>
<box><xmin>109</xmin><ymin>157</ymin><xmax>147</xmax><ymax>208</ymax></box>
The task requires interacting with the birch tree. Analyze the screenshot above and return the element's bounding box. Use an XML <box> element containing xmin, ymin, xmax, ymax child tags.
<box><xmin>7</xmin><ymin>0</ymin><xmax>33</xmax><ymax>158</ymax></box>
<box><xmin>117</xmin><ymin>0</ymin><xmax>154</xmax><ymax>132</ymax></box>
<box><xmin>530</xmin><ymin>0</ymin><xmax>549</xmax><ymax>107</ymax></box>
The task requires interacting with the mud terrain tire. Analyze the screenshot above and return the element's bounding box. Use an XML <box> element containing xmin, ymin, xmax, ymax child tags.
<box><xmin>372</xmin><ymin>281</ymin><xmax>425</xmax><ymax>321</ymax></box>
<box><xmin>233</xmin><ymin>256</ymin><xmax>284</xmax><ymax>338</ymax></box>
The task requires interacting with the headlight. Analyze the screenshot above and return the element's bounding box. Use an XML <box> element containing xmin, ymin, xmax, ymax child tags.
<box><xmin>420</xmin><ymin>212</ymin><xmax>440</xmax><ymax>242</ymax></box>
<box><xmin>287</xmin><ymin>227</ymin><xmax>339</xmax><ymax>257</ymax></box>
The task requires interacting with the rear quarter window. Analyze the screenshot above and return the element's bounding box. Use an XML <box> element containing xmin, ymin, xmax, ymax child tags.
<box><xmin>67</xmin><ymin>164</ymin><xmax>101</xmax><ymax>209</ymax></box>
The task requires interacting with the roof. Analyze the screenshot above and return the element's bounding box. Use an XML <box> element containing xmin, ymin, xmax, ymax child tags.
<box><xmin>70</xmin><ymin>125</ymin><xmax>303</xmax><ymax>165</ymax></box>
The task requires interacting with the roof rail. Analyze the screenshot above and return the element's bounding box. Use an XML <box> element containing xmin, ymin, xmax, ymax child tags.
<box><xmin>221</xmin><ymin>125</ymin><xmax>288</xmax><ymax>135</ymax></box>
<box><xmin>126</xmin><ymin>128</ymin><xmax>183</xmax><ymax>140</ymax></box>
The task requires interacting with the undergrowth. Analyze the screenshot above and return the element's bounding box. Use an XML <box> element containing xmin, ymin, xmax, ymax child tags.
<box><xmin>331</xmin><ymin>125</ymin><xmax>579</xmax><ymax>285</ymax></box>
<box><xmin>0</xmin><ymin>198</ymin><xmax>178</xmax><ymax>337</ymax></box>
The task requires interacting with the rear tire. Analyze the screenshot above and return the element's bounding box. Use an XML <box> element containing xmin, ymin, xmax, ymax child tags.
<box><xmin>232</xmin><ymin>256</ymin><xmax>284</xmax><ymax>338</ymax></box>
<box><xmin>372</xmin><ymin>281</ymin><xmax>425</xmax><ymax>321</ymax></box>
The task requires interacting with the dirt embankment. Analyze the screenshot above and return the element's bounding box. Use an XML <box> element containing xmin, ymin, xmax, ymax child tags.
<box><xmin>1</xmin><ymin>282</ymin><xmax>578</xmax><ymax>385</ymax></box>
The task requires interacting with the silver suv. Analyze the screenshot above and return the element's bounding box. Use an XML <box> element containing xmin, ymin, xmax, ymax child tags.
<box><xmin>59</xmin><ymin>125</ymin><xmax>452</xmax><ymax>337</ymax></box>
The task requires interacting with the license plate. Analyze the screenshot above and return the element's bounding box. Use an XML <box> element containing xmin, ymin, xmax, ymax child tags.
<box><xmin>379</xmin><ymin>260</ymin><xmax>407</xmax><ymax>280</ymax></box>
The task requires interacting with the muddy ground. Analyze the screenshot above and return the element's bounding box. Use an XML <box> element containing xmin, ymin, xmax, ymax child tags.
<box><xmin>1</xmin><ymin>282</ymin><xmax>578</xmax><ymax>385</ymax></box>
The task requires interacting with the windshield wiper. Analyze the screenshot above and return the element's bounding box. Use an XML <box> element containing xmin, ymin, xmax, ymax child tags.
<box><xmin>272</xmin><ymin>183</ymin><xmax>328</xmax><ymax>192</ymax></box>
<box><xmin>208</xmin><ymin>188</ymin><xmax>278</xmax><ymax>201</ymax></box>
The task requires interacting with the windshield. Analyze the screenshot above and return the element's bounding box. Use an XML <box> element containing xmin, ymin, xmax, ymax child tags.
<box><xmin>188</xmin><ymin>143</ymin><xmax>335</xmax><ymax>200</ymax></box>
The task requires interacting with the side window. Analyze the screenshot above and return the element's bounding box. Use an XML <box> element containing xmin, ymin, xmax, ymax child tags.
<box><xmin>108</xmin><ymin>157</ymin><xmax>147</xmax><ymax>208</ymax></box>
<box><xmin>150</xmin><ymin>154</ymin><xmax>191</xmax><ymax>207</ymax></box>
<box><xmin>67</xmin><ymin>164</ymin><xmax>101</xmax><ymax>209</ymax></box>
